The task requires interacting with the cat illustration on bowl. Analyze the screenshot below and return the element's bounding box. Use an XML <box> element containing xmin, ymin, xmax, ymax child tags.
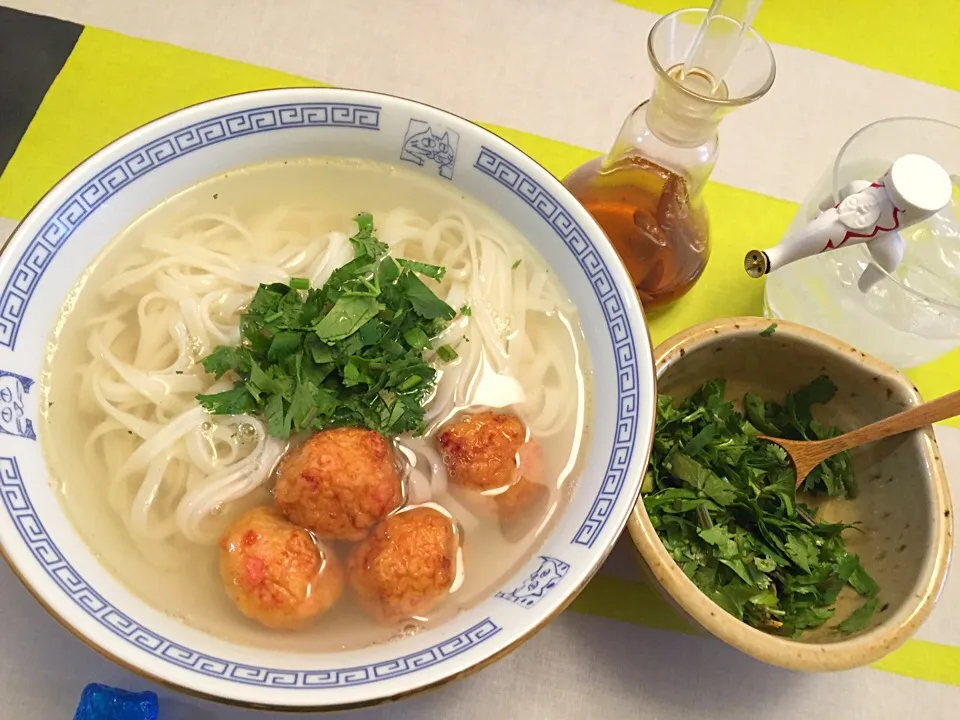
<box><xmin>400</xmin><ymin>120</ymin><xmax>459</xmax><ymax>179</ymax></box>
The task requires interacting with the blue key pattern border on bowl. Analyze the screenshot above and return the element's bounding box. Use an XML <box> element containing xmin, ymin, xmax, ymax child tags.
<box><xmin>0</xmin><ymin>456</ymin><xmax>502</xmax><ymax>687</ymax></box>
<box><xmin>0</xmin><ymin>102</ymin><xmax>381</xmax><ymax>351</ymax></box>
<box><xmin>473</xmin><ymin>148</ymin><xmax>639</xmax><ymax>550</ymax></box>
<box><xmin>0</xmin><ymin>102</ymin><xmax>641</xmax><ymax>688</ymax></box>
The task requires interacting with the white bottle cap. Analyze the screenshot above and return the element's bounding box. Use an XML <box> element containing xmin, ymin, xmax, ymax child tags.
<box><xmin>884</xmin><ymin>154</ymin><xmax>953</xmax><ymax>218</ymax></box>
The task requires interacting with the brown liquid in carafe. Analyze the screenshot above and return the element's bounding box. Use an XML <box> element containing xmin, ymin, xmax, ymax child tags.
<box><xmin>563</xmin><ymin>155</ymin><xmax>709</xmax><ymax>309</ymax></box>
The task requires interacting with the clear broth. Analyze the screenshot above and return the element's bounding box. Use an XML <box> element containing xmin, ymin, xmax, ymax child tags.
<box><xmin>40</xmin><ymin>158</ymin><xmax>592</xmax><ymax>652</ymax></box>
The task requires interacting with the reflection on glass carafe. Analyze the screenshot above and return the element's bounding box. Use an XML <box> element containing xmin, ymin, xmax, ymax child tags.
<box><xmin>563</xmin><ymin>8</ymin><xmax>775</xmax><ymax>310</ymax></box>
<box><xmin>564</xmin><ymin>154</ymin><xmax>709</xmax><ymax>309</ymax></box>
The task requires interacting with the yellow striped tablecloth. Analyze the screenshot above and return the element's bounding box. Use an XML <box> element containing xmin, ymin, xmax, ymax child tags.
<box><xmin>0</xmin><ymin>1</ymin><xmax>957</xmax><ymax>718</ymax></box>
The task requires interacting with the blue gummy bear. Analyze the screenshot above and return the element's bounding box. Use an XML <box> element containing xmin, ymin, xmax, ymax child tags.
<box><xmin>73</xmin><ymin>684</ymin><xmax>159</xmax><ymax>720</ymax></box>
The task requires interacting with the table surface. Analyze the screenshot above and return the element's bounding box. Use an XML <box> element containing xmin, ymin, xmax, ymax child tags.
<box><xmin>1</xmin><ymin>1</ymin><xmax>959</xmax><ymax>717</ymax></box>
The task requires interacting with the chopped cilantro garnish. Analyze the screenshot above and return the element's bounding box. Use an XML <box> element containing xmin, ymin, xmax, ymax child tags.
<box><xmin>645</xmin><ymin>377</ymin><xmax>877</xmax><ymax>637</ymax></box>
<box><xmin>460</xmin><ymin>304</ymin><xmax>472</xmax><ymax>316</ymax></box>
<box><xmin>436</xmin><ymin>345</ymin><xmax>458</xmax><ymax>362</ymax></box>
<box><xmin>196</xmin><ymin>214</ymin><xmax>457</xmax><ymax>439</ymax></box>
<box><xmin>760</xmin><ymin>323</ymin><xmax>778</xmax><ymax>337</ymax></box>
<box><xmin>397</xmin><ymin>258</ymin><xmax>446</xmax><ymax>281</ymax></box>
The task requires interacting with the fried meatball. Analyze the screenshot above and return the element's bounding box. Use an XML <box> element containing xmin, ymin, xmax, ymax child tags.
<box><xmin>347</xmin><ymin>506</ymin><xmax>458</xmax><ymax>624</ymax></box>
<box><xmin>274</xmin><ymin>427</ymin><xmax>404</xmax><ymax>541</ymax></box>
<box><xmin>495</xmin><ymin>439</ymin><xmax>547</xmax><ymax>520</ymax></box>
<box><xmin>219</xmin><ymin>506</ymin><xmax>343</xmax><ymax>630</ymax></box>
<box><xmin>436</xmin><ymin>411</ymin><xmax>544</xmax><ymax>518</ymax></box>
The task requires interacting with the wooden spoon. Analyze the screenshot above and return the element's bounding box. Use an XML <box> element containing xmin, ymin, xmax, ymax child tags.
<box><xmin>760</xmin><ymin>388</ymin><xmax>960</xmax><ymax>490</ymax></box>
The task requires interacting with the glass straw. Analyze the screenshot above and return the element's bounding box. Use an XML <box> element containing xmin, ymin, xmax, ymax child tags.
<box><xmin>680</xmin><ymin>0</ymin><xmax>764</xmax><ymax>95</ymax></box>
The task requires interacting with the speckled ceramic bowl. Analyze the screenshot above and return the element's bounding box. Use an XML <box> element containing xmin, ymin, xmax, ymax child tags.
<box><xmin>627</xmin><ymin>316</ymin><xmax>953</xmax><ymax>671</ymax></box>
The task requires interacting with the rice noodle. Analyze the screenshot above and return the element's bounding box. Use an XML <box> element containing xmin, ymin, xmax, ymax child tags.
<box><xmin>75</xmin><ymin>205</ymin><xmax>579</xmax><ymax>557</ymax></box>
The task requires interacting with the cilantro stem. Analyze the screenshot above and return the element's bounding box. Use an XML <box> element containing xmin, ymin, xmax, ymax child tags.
<box><xmin>696</xmin><ymin>504</ymin><xmax>714</xmax><ymax>529</ymax></box>
<box><xmin>796</xmin><ymin>506</ymin><xmax>817</xmax><ymax>526</ymax></box>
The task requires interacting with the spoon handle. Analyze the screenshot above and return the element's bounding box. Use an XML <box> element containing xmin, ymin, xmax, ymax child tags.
<box><xmin>823</xmin><ymin>388</ymin><xmax>960</xmax><ymax>455</ymax></box>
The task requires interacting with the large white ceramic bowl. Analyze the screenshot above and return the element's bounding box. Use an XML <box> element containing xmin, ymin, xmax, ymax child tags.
<box><xmin>0</xmin><ymin>88</ymin><xmax>656</xmax><ymax>710</ymax></box>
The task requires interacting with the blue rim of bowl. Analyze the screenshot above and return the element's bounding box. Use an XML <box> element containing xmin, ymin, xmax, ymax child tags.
<box><xmin>0</xmin><ymin>87</ymin><xmax>657</xmax><ymax>710</ymax></box>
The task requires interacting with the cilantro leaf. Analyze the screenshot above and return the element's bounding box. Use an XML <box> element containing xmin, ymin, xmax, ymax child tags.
<box><xmin>848</xmin><ymin>560</ymin><xmax>879</xmax><ymax>598</ymax></box>
<box><xmin>743</xmin><ymin>392</ymin><xmax>779</xmax><ymax>435</ymax></box>
<box><xmin>403</xmin><ymin>327</ymin><xmax>431</xmax><ymax>351</ymax></box>
<box><xmin>378</xmin><ymin>256</ymin><xmax>400</xmax><ymax>285</ymax></box>
<box><xmin>837</xmin><ymin>597</ymin><xmax>879</xmax><ymax>634</ymax></box>
<box><xmin>702</xmin><ymin>473</ymin><xmax>737</xmax><ymax>506</ymax></box>
<box><xmin>355</xmin><ymin>212</ymin><xmax>374</xmax><ymax>232</ymax></box>
<box><xmin>783</xmin><ymin>533</ymin><xmax>818</xmax><ymax>573</ymax></box>
<box><xmin>684</xmin><ymin>423</ymin><xmax>717</xmax><ymax>456</ymax></box>
<box><xmin>698</xmin><ymin>525</ymin><xmax>738</xmax><ymax>558</ymax></box>
<box><xmin>248</xmin><ymin>283</ymin><xmax>286</xmax><ymax>315</ymax></box>
<box><xmin>785</xmin><ymin>375</ymin><xmax>837</xmax><ymax>433</ymax></box>
<box><xmin>664</xmin><ymin>450</ymin><xmax>711</xmax><ymax>489</ymax></box>
<box><xmin>397</xmin><ymin>258</ymin><xmax>446</xmax><ymax>281</ymax></box>
<box><xmin>665</xmin><ymin>450</ymin><xmax>736</xmax><ymax>505</ymax></box>
<box><xmin>349</xmin><ymin>213</ymin><xmax>389</xmax><ymax>260</ymax></box>
<box><xmin>313</xmin><ymin>295</ymin><xmax>382</xmax><ymax>343</ymax></box>
<box><xmin>267</xmin><ymin>331</ymin><xmax>302</xmax><ymax>362</ymax></box>
<box><xmin>397</xmin><ymin>271</ymin><xmax>456</xmax><ymax>320</ymax></box>
<box><xmin>200</xmin><ymin>346</ymin><xmax>250</xmax><ymax>379</ymax></box>
<box><xmin>263</xmin><ymin>393</ymin><xmax>289</xmax><ymax>438</ymax></box>
<box><xmin>196</xmin><ymin>385</ymin><xmax>258</xmax><ymax>415</ymax></box>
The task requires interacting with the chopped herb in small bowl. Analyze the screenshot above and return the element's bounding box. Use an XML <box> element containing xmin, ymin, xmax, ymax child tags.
<box><xmin>644</xmin><ymin>377</ymin><xmax>878</xmax><ymax>637</ymax></box>
<box><xmin>627</xmin><ymin>317</ymin><xmax>951</xmax><ymax>672</ymax></box>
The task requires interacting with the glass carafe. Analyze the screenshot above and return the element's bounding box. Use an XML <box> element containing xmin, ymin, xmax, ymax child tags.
<box><xmin>563</xmin><ymin>8</ymin><xmax>775</xmax><ymax>310</ymax></box>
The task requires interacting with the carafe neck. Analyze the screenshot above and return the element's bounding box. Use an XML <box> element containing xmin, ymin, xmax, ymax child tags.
<box><xmin>604</xmin><ymin>82</ymin><xmax>722</xmax><ymax>198</ymax></box>
<box><xmin>646</xmin><ymin>76</ymin><xmax>723</xmax><ymax>148</ymax></box>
